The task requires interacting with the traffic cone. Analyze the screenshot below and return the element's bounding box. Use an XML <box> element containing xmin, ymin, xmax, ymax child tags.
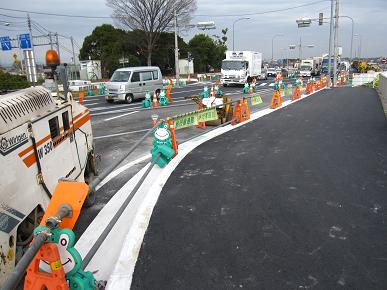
<box><xmin>249</xmin><ymin>84</ymin><xmax>254</xmax><ymax>94</ymax></box>
<box><xmin>152</xmin><ymin>92</ymin><xmax>159</xmax><ymax>108</ymax></box>
<box><xmin>166</xmin><ymin>85</ymin><xmax>173</xmax><ymax>103</ymax></box>
<box><xmin>210</xmin><ymin>86</ymin><xmax>215</xmax><ymax>97</ymax></box>
<box><xmin>196</xmin><ymin>104</ymin><xmax>206</xmax><ymax>129</ymax></box>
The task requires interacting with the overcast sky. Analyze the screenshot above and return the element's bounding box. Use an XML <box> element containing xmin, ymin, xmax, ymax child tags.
<box><xmin>0</xmin><ymin>0</ymin><xmax>386</xmax><ymax>66</ymax></box>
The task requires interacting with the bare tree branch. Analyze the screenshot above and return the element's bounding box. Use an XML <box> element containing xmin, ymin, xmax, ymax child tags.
<box><xmin>107</xmin><ymin>0</ymin><xmax>197</xmax><ymax>65</ymax></box>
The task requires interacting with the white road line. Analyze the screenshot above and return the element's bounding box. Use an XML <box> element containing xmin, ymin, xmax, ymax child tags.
<box><xmin>91</xmin><ymin>98</ymin><xmax>192</xmax><ymax>117</ymax></box>
<box><xmin>259</xmin><ymin>83</ymin><xmax>267</xmax><ymax>86</ymax></box>
<box><xmin>269</xmin><ymin>83</ymin><xmax>275</xmax><ymax>87</ymax></box>
<box><xmin>104</xmin><ymin>111</ymin><xmax>139</xmax><ymax>122</ymax></box>
<box><xmin>84</xmin><ymin>102</ymin><xmax>101</xmax><ymax>106</ymax></box>
<box><xmin>94</xmin><ymin>128</ymin><xmax>150</xmax><ymax>140</ymax></box>
<box><xmin>171</xmin><ymin>88</ymin><xmax>203</xmax><ymax>94</ymax></box>
<box><xmin>95</xmin><ymin>154</ymin><xmax>151</xmax><ymax>191</ymax></box>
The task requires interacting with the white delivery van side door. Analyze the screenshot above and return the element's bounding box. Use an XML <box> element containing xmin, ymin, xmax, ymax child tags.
<box><xmin>139</xmin><ymin>71</ymin><xmax>154</xmax><ymax>96</ymax></box>
<box><xmin>130</xmin><ymin>71</ymin><xmax>143</xmax><ymax>99</ymax></box>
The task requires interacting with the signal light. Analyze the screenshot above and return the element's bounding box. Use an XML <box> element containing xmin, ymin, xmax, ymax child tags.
<box><xmin>45</xmin><ymin>49</ymin><xmax>60</xmax><ymax>66</ymax></box>
<box><xmin>319</xmin><ymin>13</ymin><xmax>324</xmax><ymax>26</ymax></box>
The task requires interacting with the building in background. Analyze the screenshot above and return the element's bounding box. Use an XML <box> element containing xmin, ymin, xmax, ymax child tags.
<box><xmin>178</xmin><ymin>59</ymin><xmax>194</xmax><ymax>75</ymax></box>
<box><xmin>80</xmin><ymin>60</ymin><xmax>102</xmax><ymax>80</ymax></box>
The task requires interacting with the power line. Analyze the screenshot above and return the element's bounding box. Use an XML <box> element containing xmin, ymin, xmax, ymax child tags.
<box><xmin>194</xmin><ymin>0</ymin><xmax>328</xmax><ymax>17</ymax></box>
<box><xmin>0</xmin><ymin>13</ymin><xmax>25</xmax><ymax>19</ymax></box>
<box><xmin>0</xmin><ymin>1</ymin><xmax>328</xmax><ymax>19</ymax></box>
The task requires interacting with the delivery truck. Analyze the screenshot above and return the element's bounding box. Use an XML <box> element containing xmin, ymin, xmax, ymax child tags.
<box><xmin>220</xmin><ymin>51</ymin><xmax>263</xmax><ymax>86</ymax></box>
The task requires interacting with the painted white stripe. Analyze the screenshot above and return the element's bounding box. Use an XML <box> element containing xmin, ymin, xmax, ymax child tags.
<box><xmin>91</xmin><ymin>99</ymin><xmax>193</xmax><ymax>117</ymax></box>
<box><xmin>84</xmin><ymin>102</ymin><xmax>101</xmax><ymax>106</ymax></box>
<box><xmin>269</xmin><ymin>83</ymin><xmax>275</xmax><ymax>87</ymax></box>
<box><xmin>94</xmin><ymin>128</ymin><xmax>150</xmax><ymax>140</ymax></box>
<box><xmin>95</xmin><ymin>154</ymin><xmax>151</xmax><ymax>191</ymax></box>
<box><xmin>171</xmin><ymin>88</ymin><xmax>203</xmax><ymax>95</ymax></box>
<box><xmin>104</xmin><ymin>111</ymin><xmax>139</xmax><ymax>122</ymax></box>
<box><xmin>259</xmin><ymin>82</ymin><xmax>267</xmax><ymax>86</ymax></box>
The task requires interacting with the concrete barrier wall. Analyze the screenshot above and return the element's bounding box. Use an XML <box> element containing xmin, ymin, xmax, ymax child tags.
<box><xmin>352</xmin><ymin>72</ymin><xmax>379</xmax><ymax>87</ymax></box>
<box><xmin>378</xmin><ymin>74</ymin><xmax>387</xmax><ymax>118</ymax></box>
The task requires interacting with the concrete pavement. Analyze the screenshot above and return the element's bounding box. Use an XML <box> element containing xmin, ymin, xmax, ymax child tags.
<box><xmin>131</xmin><ymin>87</ymin><xmax>387</xmax><ymax>289</ymax></box>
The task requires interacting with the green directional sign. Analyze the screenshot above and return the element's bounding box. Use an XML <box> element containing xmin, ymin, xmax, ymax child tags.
<box><xmin>197</xmin><ymin>107</ymin><xmax>218</xmax><ymax>123</ymax></box>
<box><xmin>173</xmin><ymin>114</ymin><xmax>196</xmax><ymax>130</ymax></box>
<box><xmin>172</xmin><ymin>107</ymin><xmax>218</xmax><ymax>130</ymax></box>
<box><xmin>250</xmin><ymin>95</ymin><xmax>263</xmax><ymax>106</ymax></box>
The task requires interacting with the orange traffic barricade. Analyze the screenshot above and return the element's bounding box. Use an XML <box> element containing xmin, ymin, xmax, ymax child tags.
<box><xmin>270</xmin><ymin>90</ymin><xmax>282</xmax><ymax>109</ymax></box>
<box><xmin>292</xmin><ymin>87</ymin><xmax>301</xmax><ymax>101</ymax></box>
<box><xmin>24</xmin><ymin>243</ymin><xmax>68</xmax><ymax>290</ymax></box>
<box><xmin>231</xmin><ymin>99</ymin><xmax>250</xmax><ymax>125</ymax></box>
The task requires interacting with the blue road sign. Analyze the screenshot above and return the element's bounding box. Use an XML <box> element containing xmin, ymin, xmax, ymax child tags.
<box><xmin>0</xmin><ymin>36</ymin><xmax>12</xmax><ymax>51</ymax></box>
<box><xmin>19</xmin><ymin>33</ymin><xmax>32</xmax><ymax>49</ymax></box>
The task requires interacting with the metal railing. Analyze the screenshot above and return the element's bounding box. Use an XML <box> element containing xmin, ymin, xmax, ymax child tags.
<box><xmin>377</xmin><ymin>74</ymin><xmax>387</xmax><ymax>118</ymax></box>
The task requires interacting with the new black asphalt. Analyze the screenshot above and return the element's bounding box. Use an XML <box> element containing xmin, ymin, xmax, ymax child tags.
<box><xmin>131</xmin><ymin>87</ymin><xmax>387</xmax><ymax>289</ymax></box>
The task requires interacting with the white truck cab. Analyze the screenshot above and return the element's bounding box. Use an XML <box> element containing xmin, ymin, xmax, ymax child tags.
<box><xmin>221</xmin><ymin>51</ymin><xmax>262</xmax><ymax>86</ymax></box>
<box><xmin>106</xmin><ymin>66</ymin><xmax>163</xmax><ymax>103</ymax></box>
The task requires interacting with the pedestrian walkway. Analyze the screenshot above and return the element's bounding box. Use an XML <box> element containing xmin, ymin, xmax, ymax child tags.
<box><xmin>131</xmin><ymin>87</ymin><xmax>387</xmax><ymax>289</ymax></box>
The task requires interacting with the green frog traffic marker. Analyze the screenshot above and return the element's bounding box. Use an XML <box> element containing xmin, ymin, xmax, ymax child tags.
<box><xmin>200</xmin><ymin>86</ymin><xmax>210</xmax><ymax>99</ymax></box>
<box><xmin>158</xmin><ymin>89</ymin><xmax>169</xmax><ymax>106</ymax></box>
<box><xmin>142</xmin><ymin>91</ymin><xmax>152</xmax><ymax>108</ymax></box>
<box><xmin>31</xmin><ymin>226</ymin><xmax>96</xmax><ymax>290</ymax></box>
<box><xmin>151</xmin><ymin>122</ymin><xmax>176</xmax><ymax>168</ymax></box>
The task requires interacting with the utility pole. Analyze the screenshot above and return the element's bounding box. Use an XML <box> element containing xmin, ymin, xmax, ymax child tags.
<box><xmin>174</xmin><ymin>10</ymin><xmax>180</xmax><ymax>88</ymax></box>
<box><xmin>55</xmin><ymin>33</ymin><xmax>61</xmax><ymax>60</ymax></box>
<box><xmin>49</xmin><ymin>32</ymin><xmax>53</xmax><ymax>50</ymax></box>
<box><xmin>333</xmin><ymin>0</ymin><xmax>339</xmax><ymax>87</ymax></box>
<box><xmin>299</xmin><ymin>37</ymin><xmax>302</xmax><ymax>60</ymax></box>
<box><xmin>26</xmin><ymin>13</ymin><xmax>37</xmax><ymax>85</ymax></box>
<box><xmin>70</xmin><ymin>36</ymin><xmax>76</xmax><ymax>66</ymax></box>
<box><xmin>327</xmin><ymin>0</ymin><xmax>334</xmax><ymax>87</ymax></box>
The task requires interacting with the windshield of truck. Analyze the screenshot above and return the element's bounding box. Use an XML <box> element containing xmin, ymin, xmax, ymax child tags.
<box><xmin>110</xmin><ymin>71</ymin><xmax>131</xmax><ymax>82</ymax></box>
<box><xmin>222</xmin><ymin>61</ymin><xmax>245</xmax><ymax>70</ymax></box>
<box><xmin>322</xmin><ymin>59</ymin><xmax>334</xmax><ymax>67</ymax></box>
<box><xmin>300</xmin><ymin>65</ymin><xmax>312</xmax><ymax>70</ymax></box>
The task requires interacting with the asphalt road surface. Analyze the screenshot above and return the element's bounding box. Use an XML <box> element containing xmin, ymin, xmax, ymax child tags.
<box><xmin>74</xmin><ymin>78</ymin><xmax>296</xmax><ymax>237</ymax></box>
<box><xmin>131</xmin><ymin>87</ymin><xmax>387</xmax><ymax>289</ymax></box>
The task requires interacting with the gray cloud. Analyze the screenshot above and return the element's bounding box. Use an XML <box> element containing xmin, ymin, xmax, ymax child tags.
<box><xmin>0</xmin><ymin>0</ymin><xmax>385</xmax><ymax>66</ymax></box>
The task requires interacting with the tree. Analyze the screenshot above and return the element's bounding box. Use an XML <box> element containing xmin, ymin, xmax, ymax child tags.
<box><xmin>106</xmin><ymin>0</ymin><xmax>197</xmax><ymax>66</ymax></box>
<box><xmin>0</xmin><ymin>70</ymin><xmax>30</xmax><ymax>92</ymax></box>
<box><xmin>188</xmin><ymin>30</ymin><xmax>228</xmax><ymax>73</ymax></box>
<box><xmin>79</xmin><ymin>24</ymin><xmax>141</xmax><ymax>77</ymax></box>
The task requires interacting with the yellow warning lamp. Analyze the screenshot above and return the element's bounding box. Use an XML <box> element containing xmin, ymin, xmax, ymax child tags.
<box><xmin>45</xmin><ymin>49</ymin><xmax>60</xmax><ymax>67</ymax></box>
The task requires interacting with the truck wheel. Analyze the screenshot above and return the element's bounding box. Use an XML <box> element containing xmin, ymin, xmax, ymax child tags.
<box><xmin>125</xmin><ymin>94</ymin><xmax>134</xmax><ymax>104</ymax></box>
<box><xmin>223</xmin><ymin>84</ymin><xmax>228</xmax><ymax>87</ymax></box>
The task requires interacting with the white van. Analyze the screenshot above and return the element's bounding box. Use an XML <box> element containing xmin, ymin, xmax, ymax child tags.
<box><xmin>106</xmin><ymin>66</ymin><xmax>163</xmax><ymax>103</ymax></box>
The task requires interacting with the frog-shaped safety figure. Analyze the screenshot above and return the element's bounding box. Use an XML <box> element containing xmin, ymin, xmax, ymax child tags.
<box><xmin>214</xmin><ymin>84</ymin><xmax>224</xmax><ymax>97</ymax></box>
<box><xmin>295</xmin><ymin>78</ymin><xmax>302</xmax><ymax>88</ymax></box>
<box><xmin>158</xmin><ymin>89</ymin><xmax>169</xmax><ymax>106</ymax></box>
<box><xmin>98</xmin><ymin>83</ymin><xmax>106</xmax><ymax>96</ymax></box>
<box><xmin>243</xmin><ymin>83</ymin><xmax>249</xmax><ymax>94</ymax></box>
<box><xmin>35</xmin><ymin>226</ymin><xmax>96</xmax><ymax>290</ymax></box>
<box><xmin>200</xmin><ymin>86</ymin><xmax>209</xmax><ymax>99</ymax></box>
<box><xmin>142</xmin><ymin>91</ymin><xmax>152</xmax><ymax>108</ymax></box>
<box><xmin>150</xmin><ymin>122</ymin><xmax>175</xmax><ymax>168</ymax></box>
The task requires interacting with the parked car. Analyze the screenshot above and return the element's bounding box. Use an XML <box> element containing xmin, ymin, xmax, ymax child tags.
<box><xmin>267</xmin><ymin>68</ymin><xmax>277</xmax><ymax>77</ymax></box>
<box><xmin>106</xmin><ymin>66</ymin><xmax>163</xmax><ymax>103</ymax></box>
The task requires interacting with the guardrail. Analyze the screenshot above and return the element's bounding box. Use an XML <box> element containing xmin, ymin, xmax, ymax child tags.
<box><xmin>377</xmin><ymin>74</ymin><xmax>387</xmax><ymax>118</ymax></box>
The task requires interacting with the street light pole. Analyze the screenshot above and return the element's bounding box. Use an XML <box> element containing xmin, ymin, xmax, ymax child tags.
<box><xmin>333</xmin><ymin>0</ymin><xmax>340</xmax><ymax>87</ymax></box>
<box><xmin>272</xmin><ymin>34</ymin><xmax>284</xmax><ymax>62</ymax></box>
<box><xmin>233</xmin><ymin>17</ymin><xmax>250</xmax><ymax>51</ymax></box>
<box><xmin>174</xmin><ymin>10</ymin><xmax>180</xmax><ymax>88</ymax></box>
